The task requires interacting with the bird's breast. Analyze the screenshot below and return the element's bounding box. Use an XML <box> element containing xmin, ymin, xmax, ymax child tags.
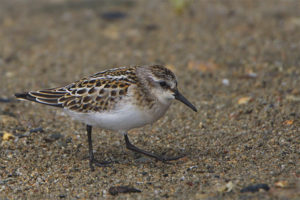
<box><xmin>65</xmin><ymin>101</ymin><xmax>171</xmax><ymax>132</ymax></box>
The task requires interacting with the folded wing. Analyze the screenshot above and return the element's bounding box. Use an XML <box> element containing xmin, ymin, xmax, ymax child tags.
<box><xmin>15</xmin><ymin>77</ymin><xmax>132</xmax><ymax>113</ymax></box>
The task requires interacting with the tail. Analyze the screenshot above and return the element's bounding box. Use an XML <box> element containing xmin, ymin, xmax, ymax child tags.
<box><xmin>15</xmin><ymin>89</ymin><xmax>68</xmax><ymax>108</ymax></box>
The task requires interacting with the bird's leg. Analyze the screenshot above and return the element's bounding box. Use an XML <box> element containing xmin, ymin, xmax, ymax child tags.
<box><xmin>124</xmin><ymin>133</ymin><xmax>185</xmax><ymax>162</ymax></box>
<box><xmin>86</xmin><ymin>125</ymin><xmax>111</xmax><ymax>171</ymax></box>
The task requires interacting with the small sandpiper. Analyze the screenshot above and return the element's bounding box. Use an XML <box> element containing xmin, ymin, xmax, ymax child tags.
<box><xmin>15</xmin><ymin>64</ymin><xmax>197</xmax><ymax>171</ymax></box>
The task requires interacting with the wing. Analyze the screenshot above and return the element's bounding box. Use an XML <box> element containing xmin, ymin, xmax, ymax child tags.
<box><xmin>15</xmin><ymin>66</ymin><xmax>137</xmax><ymax>112</ymax></box>
<box><xmin>60</xmin><ymin>77</ymin><xmax>132</xmax><ymax>113</ymax></box>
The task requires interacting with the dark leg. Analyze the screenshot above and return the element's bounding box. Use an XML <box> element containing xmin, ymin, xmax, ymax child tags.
<box><xmin>86</xmin><ymin>125</ymin><xmax>111</xmax><ymax>171</ymax></box>
<box><xmin>124</xmin><ymin>134</ymin><xmax>185</xmax><ymax>162</ymax></box>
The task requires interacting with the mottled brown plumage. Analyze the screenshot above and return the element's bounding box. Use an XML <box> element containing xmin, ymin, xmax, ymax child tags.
<box><xmin>16</xmin><ymin>66</ymin><xmax>140</xmax><ymax>112</ymax></box>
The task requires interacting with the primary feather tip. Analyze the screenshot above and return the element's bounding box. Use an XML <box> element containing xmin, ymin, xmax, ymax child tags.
<box><xmin>15</xmin><ymin>92</ymin><xmax>37</xmax><ymax>102</ymax></box>
<box><xmin>15</xmin><ymin>92</ymin><xmax>29</xmax><ymax>99</ymax></box>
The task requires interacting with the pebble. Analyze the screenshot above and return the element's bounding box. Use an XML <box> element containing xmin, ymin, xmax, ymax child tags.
<box><xmin>222</xmin><ymin>79</ymin><xmax>230</xmax><ymax>86</ymax></box>
<box><xmin>135</xmin><ymin>157</ymin><xmax>152</xmax><ymax>163</ymax></box>
<box><xmin>100</xmin><ymin>11</ymin><xmax>127</xmax><ymax>21</ymax></box>
<box><xmin>237</xmin><ymin>97</ymin><xmax>252</xmax><ymax>105</ymax></box>
<box><xmin>240</xmin><ymin>184</ymin><xmax>270</xmax><ymax>193</ymax></box>
<box><xmin>50</xmin><ymin>133</ymin><xmax>63</xmax><ymax>140</ymax></box>
<box><xmin>58</xmin><ymin>194</ymin><xmax>66</xmax><ymax>198</ymax></box>
<box><xmin>43</xmin><ymin>133</ymin><xmax>63</xmax><ymax>143</ymax></box>
<box><xmin>29</xmin><ymin>127</ymin><xmax>44</xmax><ymax>134</ymax></box>
<box><xmin>108</xmin><ymin>186</ymin><xmax>141</xmax><ymax>195</ymax></box>
<box><xmin>2</xmin><ymin>131</ymin><xmax>15</xmax><ymax>141</ymax></box>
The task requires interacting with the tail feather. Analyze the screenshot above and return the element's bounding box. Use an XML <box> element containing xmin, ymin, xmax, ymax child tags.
<box><xmin>15</xmin><ymin>90</ymin><xmax>67</xmax><ymax>108</ymax></box>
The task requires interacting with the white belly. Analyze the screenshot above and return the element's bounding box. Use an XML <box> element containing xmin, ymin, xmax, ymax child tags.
<box><xmin>64</xmin><ymin>103</ymin><xmax>170</xmax><ymax>132</ymax></box>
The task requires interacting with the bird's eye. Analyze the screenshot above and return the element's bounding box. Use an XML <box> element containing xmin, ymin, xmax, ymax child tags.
<box><xmin>159</xmin><ymin>81</ymin><xmax>168</xmax><ymax>88</ymax></box>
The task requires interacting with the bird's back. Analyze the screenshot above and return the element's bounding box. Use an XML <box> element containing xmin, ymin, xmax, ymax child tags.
<box><xmin>15</xmin><ymin>66</ymin><xmax>139</xmax><ymax>113</ymax></box>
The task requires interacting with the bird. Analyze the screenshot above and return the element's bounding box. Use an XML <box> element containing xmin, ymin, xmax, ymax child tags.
<box><xmin>15</xmin><ymin>64</ymin><xmax>197</xmax><ymax>171</ymax></box>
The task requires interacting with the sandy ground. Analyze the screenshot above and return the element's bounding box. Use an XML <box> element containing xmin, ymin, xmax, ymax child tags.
<box><xmin>0</xmin><ymin>0</ymin><xmax>299</xmax><ymax>199</ymax></box>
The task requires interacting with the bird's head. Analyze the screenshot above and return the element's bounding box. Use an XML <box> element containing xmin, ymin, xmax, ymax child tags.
<box><xmin>137</xmin><ymin>65</ymin><xmax>197</xmax><ymax>112</ymax></box>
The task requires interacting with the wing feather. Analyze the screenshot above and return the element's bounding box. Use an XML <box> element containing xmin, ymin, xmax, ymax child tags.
<box><xmin>15</xmin><ymin>66</ymin><xmax>137</xmax><ymax>111</ymax></box>
<box><xmin>15</xmin><ymin>88</ymin><xmax>68</xmax><ymax>108</ymax></box>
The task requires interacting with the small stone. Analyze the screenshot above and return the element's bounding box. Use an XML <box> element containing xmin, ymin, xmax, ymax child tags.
<box><xmin>222</xmin><ymin>79</ymin><xmax>230</xmax><ymax>86</ymax></box>
<box><xmin>141</xmin><ymin>172</ymin><xmax>148</xmax><ymax>176</ymax></box>
<box><xmin>217</xmin><ymin>181</ymin><xmax>234</xmax><ymax>192</ymax></box>
<box><xmin>283</xmin><ymin>120</ymin><xmax>294</xmax><ymax>125</ymax></box>
<box><xmin>59</xmin><ymin>194</ymin><xmax>66</xmax><ymax>198</ymax></box>
<box><xmin>100</xmin><ymin>11</ymin><xmax>127</xmax><ymax>21</ymax></box>
<box><xmin>44</xmin><ymin>133</ymin><xmax>63</xmax><ymax>143</ymax></box>
<box><xmin>275</xmin><ymin>181</ymin><xmax>289</xmax><ymax>188</ymax></box>
<box><xmin>238</xmin><ymin>97</ymin><xmax>252</xmax><ymax>105</ymax></box>
<box><xmin>198</xmin><ymin>122</ymin><xmax>205</xmax><ymax>128</ymax></box>
<box><xmin>29</xmin><ymin>127</ymin><xmax>44</xmax><ymax>134</ymax></box>
<box><xmin>65</xmin><ymin>137</ymin><xmax>72</xmax><ymax>143</ymax></box>
<box><xmin>240</xmin><ymin>184</ymin><xmax>270</xmax><ymax>193</ymax></box>
<box><xmin>135</xmin><ymin>157</ymin><xmax>151</xmax><ymax>163</ymax></box>
<box><xmin>50</xmin><ymin>133</ymin><xmax>63</xmax><ymax>140</ymax></box>
<box><xmin>2</xmin><ymin>131</ymin><xmax>15</xmax><ymax>141</ymax></box>
<box><xmin>187</xmin><ymin>165</ymin><xmax>198</xmax><ymax>171</ymax></box>
<box><xmin>108</xmin><ymin>186</ymin><xmax>141</xmax><ymax>195</ymax></box>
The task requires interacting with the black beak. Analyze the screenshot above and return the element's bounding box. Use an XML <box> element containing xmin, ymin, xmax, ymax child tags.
<box><xmin>174</xmin><ymin>90</ymin><xmax>197</xmax><ymax>112</ymax></box>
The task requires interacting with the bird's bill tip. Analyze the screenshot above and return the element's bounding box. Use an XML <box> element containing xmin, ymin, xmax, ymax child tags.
<box><xmin>174</xmin><ymin>90</ymin><xmax>197</xmax><ymax>112</ymax></box>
